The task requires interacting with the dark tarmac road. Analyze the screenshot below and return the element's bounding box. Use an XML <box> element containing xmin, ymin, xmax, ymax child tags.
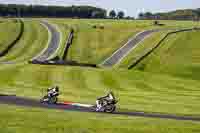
<box><xmin>0</xmin><ymin>94</ymin><xmax>200</xmax><ymax>122</ymax></box>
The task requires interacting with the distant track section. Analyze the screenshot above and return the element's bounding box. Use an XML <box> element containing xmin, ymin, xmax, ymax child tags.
<box><xmin>0</xmin><ymin>94</ymin><xmax>200</xmax><ymax>122</ymax></box>
<box><xmin>101</xmin><ymin>29</ymin><xmax>160</xmax><ymax>67</ymax></box>
<box><xmin>33</xmin><ymin>21</ymin><xmax>60</xmax><ymax>61</ymax></box>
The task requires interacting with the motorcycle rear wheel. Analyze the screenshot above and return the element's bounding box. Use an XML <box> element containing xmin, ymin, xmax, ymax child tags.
<box><xmin>104</xmin><ymin>105</ymin><xmax>116</xmax><ymax>113</ymax></box>
<box><xmin>48</xmin><ymin>96</ymin><xmax>58</xmax><ymax>104</ymax></box>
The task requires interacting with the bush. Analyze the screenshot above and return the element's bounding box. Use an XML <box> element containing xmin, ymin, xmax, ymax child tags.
<box><xmin>92</xmin><ymin>25</ymin><xmax>97</xmax><ymax>29</ymax></box>
<box><xmin>154</xmin><ymin>21</ymin><xmax>165</xmax><ymax>26</ymax></box>
<box><xmin>99</xmin><ymin>25</ymin><xmax>104</xmax><ymax>29</ymax></box>
<box><xmin>92</xmin><ymin>25</ymin><xmax>104</xmax><ymax>29</ymax></box>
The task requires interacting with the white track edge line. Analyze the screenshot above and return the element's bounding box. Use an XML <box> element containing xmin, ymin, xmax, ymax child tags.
<box><xmin>31</xmin><ymin>21</ymin><xmax>52</xmax><ymax>61</ymax></box>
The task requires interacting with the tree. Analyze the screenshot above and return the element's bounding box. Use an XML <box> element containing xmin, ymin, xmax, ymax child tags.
<box><xmin>117</xmin><ymin>11</ymin><xmax>125</xmax><ymax>19</ymax></box>
<box><xmin>124</xmin><ymin>16</ymin><xmax>134</xmax><ymax>20</ymax></box>
<box><xmin>139</xmin><ymin>12</ymin><xmax>154</xmax><ymax>19</ymax></box>
<box><xmin>109</xmin><ymin>10</ymin><xmax>116</xmax><ymax>18</ymax></box>
<box><xmin>144</xmin><ymin>12</ymin><xmax>153</xmax><ymax>19</ymax></box>
<box><xmin>92</xmin><ymin>10</ymin><xmax>106</xmax><ymax>18</ymax></box>
<box><xmin>154</xmin><ymin>20</ymin><xmax>159</xmax><ymax>25</ymax></box>
<box><xmin>145</xmin><ymin>12</ymin><xmax>153</xmax><ymax>16</ymax></box>
<box><xmin>138</xmin><ymin>12</ymin><xmax>144</xmax><ymax>19</ymax></box>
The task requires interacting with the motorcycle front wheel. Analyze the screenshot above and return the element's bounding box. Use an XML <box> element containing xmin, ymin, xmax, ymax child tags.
<box><xmin>40</xmin><ymin>95</ymin><xmax>49</xmax><ymax>103</ymax></box>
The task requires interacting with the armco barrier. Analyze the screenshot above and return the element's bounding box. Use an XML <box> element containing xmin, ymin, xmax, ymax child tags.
<box><xmin>29</xmin><ymin>59</ymin><xmax>98</xmax><ymax>68</ymax></box>
<box><xmin>128</xmin><ymin>28</ymin><xmax>196</xmax><ymax>69</ymax></box>
<box><xmin>62</xmin><ymin>28</ymin><xmax>74</xmax><ymax>60</ymax></box>
<box><xmin>29</xmin><ymin>27</ymin><xmax>98</xmax><ymax>68</ymax></box>
<box><xmin>0</xmin><ymin>19</ymin><xmax>24</xmax><ymax>57</ymax></box>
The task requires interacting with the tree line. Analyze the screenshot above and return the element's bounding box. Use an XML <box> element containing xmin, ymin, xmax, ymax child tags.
<box><xmin>1</xmin><ymin>4</ymin><xmax>199</xmax><ymax>20</ymax></box>
<box><xmin>0</xmin><ymin>4</ymin><xmax>131</xmax><ymax>19</ymax></box>
<box><xmin>108</xmin><ymin>10</ymin><xmax>134</xmax><ymax>19</ymax></box>
<box><xmin>138</xmin><ymin>8</ymin><xmax>200</xmax><ymax>20</ymax></box>
<box><xmin>0</xmin><ymin>4</ymin><xmax>107</xmax><ymax>18</ymax></box>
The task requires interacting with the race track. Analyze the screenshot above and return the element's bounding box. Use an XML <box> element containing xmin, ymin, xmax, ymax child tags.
<box><xmin>0</xmin><ymin>94</ymin><xmax>200</xmax><ymax>122</ymax></box>
<box><xmin>0</xmin><ymin>20</ymin><xmax>60</xmax><ymax>64</ymax></box>
<box><xmin>101</xmin><ymin>29</ymin><xmax>160</xmax><ymax>67</ymax></box>
<box><xmin>33</xmin><ymin>21</ymin><xmax>60</xmax><ymax>61</ymax></box>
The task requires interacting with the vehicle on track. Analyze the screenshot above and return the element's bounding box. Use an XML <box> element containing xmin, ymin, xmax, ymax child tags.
<box><xmin>93</xmin><ymin>99</ymin><xmax>118</xmax><ymax>113</ymax></box>
<box><xmin>94</xmin><ymin>91</ymin><xmax>118</xmax><ymax>113</ymax></box>
<box><xmin>40</xmin><ymin>86</ymin><xmax>59</xmax><ymax>104</ymax></box>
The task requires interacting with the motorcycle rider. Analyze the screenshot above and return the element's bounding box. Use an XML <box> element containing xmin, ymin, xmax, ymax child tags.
<box><xmin>96</xmin><ymin>90</ymin><xmax>115</xmax><ymax>111</ymax></box>
<box><xmin>47</xmin><ymin>86</ymin><xmax>59</xmax><ymax>98</ymax></box>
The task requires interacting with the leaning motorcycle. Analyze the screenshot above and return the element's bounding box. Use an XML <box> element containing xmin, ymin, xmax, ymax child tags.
<box><xmin>95</xmin><ymin>99</ymin><xmax>118</xmax><ymax>113</ymax></box>
<box><xmin>40</xmin><ymin>93</ymin><xmax>58</xmax><ymax>104</ymax></box>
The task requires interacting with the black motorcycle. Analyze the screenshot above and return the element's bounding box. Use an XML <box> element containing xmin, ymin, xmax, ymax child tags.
<box><xmin>40</xmin><ymin>89</ymin><xmax>59</xmax><ymax>104</ymax></box>
<box><xmin>95</xmin><ymin>99</ymin><xmax>118</xmax><ymax>113</ymax></box>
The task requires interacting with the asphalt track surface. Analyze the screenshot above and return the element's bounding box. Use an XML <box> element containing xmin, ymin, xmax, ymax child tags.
<box><xmin>101</xmin><ymin>29</ymin><xmax>160</xmax><ymax>67</ymax></box>
<box><xmin>34</xmin><ymin>21</ymin><xmax>60</xmax><ymax>61</ymax></box>
<box><xmin>0</xmin><ymin>94</ymin><xmax>200</xmax><ymax>122</ymax></box>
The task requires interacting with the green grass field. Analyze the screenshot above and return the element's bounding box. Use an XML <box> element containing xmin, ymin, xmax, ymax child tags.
<box><xmin>133</xmin><ymin>30</ymin><xmax>200</xmax><ymax>80</ymax></box>
<box><xmin>0</xmin><ymin>20</ymin><xmax>48</xmax><ymax>63</ymax></box>
<box><xmin>0</xmin><ymin>19</ymin><xmax>200</xmax><ymax>133</ymax></box>
<box><xmin>0</xmin><ymin>65</ymin><xmax>200</xmax><ymax>116</ymax></box>
<box><xmin>1</xmin><ymin>104</ymin><xmax>200</xmax><ymax>133</ymax></box>
<box><xmin>67</xmin><ymin>19</ymin><xmax>141</xmax><ymax>64</ymax></box>
<box><xmin>0</xmin><ymin>19</ymin><xmax>21</xmax><ymax>53</ymax></box>
<box><xmin>117</xmin><ymin>21</ymin><xmax>200</xmax><ymax>69</ymax></box>
<box><xmin>48</xmin><ymin>19</ymin><xmax>162</xmax><ymax>64</ymax></box>
<box><xmin>116</xmin><ymin>31</ymin><xmax>169</xmax><ymax>68</ymax></box>
<box><xmin>48</xmin><ymin>19</ymin><xmax>199</xmax><ymax>64</ymax></box>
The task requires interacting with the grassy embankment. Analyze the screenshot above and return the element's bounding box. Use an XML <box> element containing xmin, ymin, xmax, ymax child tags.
<box><xmin>1</xmin><ymin>65</ymin><xmax>200</xmax><ymax>116</ymax></box>
<box><xmin>117</xmin><ymin>20</ymin><xmax>200</xmax><ymax>68</ymax></box>
<box><xmin>132</xmin><ymin>30</ymin><xmax>200</xmax><ymax>81</ymax></box>
<box><xmin>0</xmin><ymin>104</ymin><xmax>200</xmax><ymax>133</ymax></box>
<box><xmin>52</xmin><ymin>19</ymin><xmax>199</xmax><ymax>64</ymax></box>
<box><xmin>49</xmin><ymin>19</ymin><xmax>161</xmax><ymax>64</ymax></box>
<box><xmin>0</xmin><ymin>20</ymin><xmax>49</xmax><ymax>63</ymax></box>
<box><xmin>117</xmin><ymin>31</ymin><xmax>169</xmax><ymax>68</ymax></box>
<box><xmin>0</xmin><ymin>19</ymin><xmax>21</xmax><ymax>54</ymax></box>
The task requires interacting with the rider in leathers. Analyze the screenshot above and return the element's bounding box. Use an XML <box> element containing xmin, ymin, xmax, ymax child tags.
<box><xmin>47</xmin><ymin>86</ymin><xmax>59</xmax><ymax>97</ymax></box>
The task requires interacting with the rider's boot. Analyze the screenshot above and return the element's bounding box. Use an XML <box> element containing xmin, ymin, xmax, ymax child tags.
<box><xmin>96</xmin><ymin>100</ymin><xmax>102</xmax><ymax>111</ymax></box>
<box><xmin>96</xmin><ymin>106</ymin><xmax>101</xmax><ymax>111</ymax></box>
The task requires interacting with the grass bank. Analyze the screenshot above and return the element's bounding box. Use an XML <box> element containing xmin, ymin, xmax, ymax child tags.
<box><xmin>0</xmin><ymin>104</ymin><xmax>200</xmax><ymax>133</ymax></box>
<box><xmin>0</xmin><ymin>19</ymin><xmax>21</xmax><ymax>54</ymax></box>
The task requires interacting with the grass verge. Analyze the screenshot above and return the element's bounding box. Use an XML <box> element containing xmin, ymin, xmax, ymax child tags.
<box><xmin>0</xmin><ymin>19</ymin><xmax>21</xmax><ymax>54</ymax></box>
<box><xmin>133</xmin><ymin>30</ymin><xmax>200</xmax><ymax>80</ymax></box>
<box><xmin>0</xmin><ymin>20</ymin><xmax>48</xmax><ymax>63</ymax></box>
<box><xmin>0</xmin><ymin>65</ymin><xmax>200</xmax><ymax>116</ymax></box>
<box><xmin>0</xmin><ymin>104</ymin><xmax>200</xmax><ymax>133</ymax></box>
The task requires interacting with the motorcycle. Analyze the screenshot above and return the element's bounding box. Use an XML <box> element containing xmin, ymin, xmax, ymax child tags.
<box><xmin>94</xmin><ymin>98</ymin><xmax>118</xmax><ymax>113</ymax></box>
<box><xmin>40</xmin><ymin>89</ymin><xmax>58</xmax><ymax>104</ymax></box>
<box><xmin>40</xmin><ymin>95</ymin><xmax>58</xmax><ymax>104</ymax></box>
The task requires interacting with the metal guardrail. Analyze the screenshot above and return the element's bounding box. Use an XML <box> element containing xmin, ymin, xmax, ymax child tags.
<box><xmin>62</xmin><ymin>28</ymin><xmax>74</xmax><ymax>60</ymax></box>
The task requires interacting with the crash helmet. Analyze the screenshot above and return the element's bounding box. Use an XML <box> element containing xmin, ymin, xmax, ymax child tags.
<box><xmin>55</xmin><ymin>86</ymin><xmax>59</xmax><ymax>92</ymax></box>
